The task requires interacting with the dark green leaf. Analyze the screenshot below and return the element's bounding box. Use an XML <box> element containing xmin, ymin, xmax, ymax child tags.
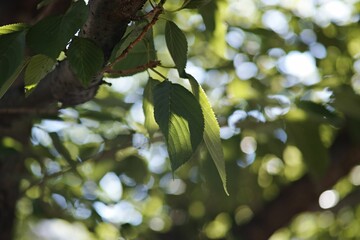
<box><xmin>187</xmin><ymin>74</ymin><xmax>228</xmax><ymax>195</ymax></box>
<box><xmin>0</xmin><ymin>31</ymin><xmax>26</xmax><ymax>86</ymax></box>
<box><xmin>67</xmin><ymin>37</ymin><xmax>104</xmax><ymax>86</ymax></box>
<box><xmin>27</xmin><ymin>0</ymin><xmax>88</xmax><ymax>59</ymax></box>
<box><xmin>297</xmin><ymin>100</ymin><xmax>342</xmax><ymax>127</ymax></box>
<box><xmin>199</xmin><ymin>0</ymin><xmax>217</xmax><ymax>34</ymax></box>
<box><xmin>0</xmin><ymin>58</ymin><xmax>29</xmax><ymax>99</ymax></box>
<box><xmin>79</xmin><ymin>143</ymin><xmax>101</xmax><ymax>161</ymax></box>
<box><xmin>117</xmin><ymin>155</ymin><xmax>149</xmax><ymax>184</ymax></box>
<box><xmin>109</xmin><ymin>21</ymin><xmax>149</xmax><ymax>62</ymax></box>
<box><xmin>0</xmin><ymin>23</ymin><xmax>28</xmax><ymax>35</ymax></box>
<box><xmin>286</xmin><ymin>121</ymin><xmax>329</xmax><ymax>178</ymax></box>
<box><xmin>26</xmin><ymin>16</ymin><xmax>62</xmax><ymax>58</ymax></box>
<box><xmin>49</xmin><ymin>132</ymin><xmax>74</xmax><ymax>164</ymax></box>
<box><xmin>153</xmin><ymin>81</ymin><xmax>204</xmax><ymax>170</ymax></box>
<box><xmin>165</xmin><ymin>21</ymin><xmax>188</xmax><ymax>77</ymax></box>
<box><xmin>333</xmin><ymin>86</ymin><xmax>360</xmax><ymax>120</ymax></box>
<box><xmin>110</xmin><ymin>25</ymin><xmax>156</xmax><ymax>76</ymax></box>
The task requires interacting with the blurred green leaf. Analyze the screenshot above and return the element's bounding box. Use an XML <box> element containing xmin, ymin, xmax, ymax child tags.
<box><xmin>333</xmin><ymin>86</ymin><xmax>360</xmax><ymax>120</ymax></box>
<box><xmin>49</xmin><ymin>132</ymin><xmax>75</xmax><ymax>166</ymax></box>
<box><xmin>117</xmin><ymin>155</ymin><xmax>149</xmax><ymax>184</ymax></box>
<box><xmin>153</xmin><ymin>80</ymin><xmax>204</xmax><ymax>171</ymax></box>
<box><xmin>297</xmin><ymin>101</ymin><xmax>342</xmax><ymax>127</ymax></box>
<box><xmin>67</xmin><ymin>37</ymin><xmax>104</xmax><ymax>86</ymax></box>
<box><xmin>165</xmin><ymin>20</ymin><xmax>188</xmax><ymax>77</ymax></box>
<box><xmin>199</xmin><ymin>0</ymin><xmax>217</xmax><ymax>34</ymax></box>
<box><xmin>143</xmin><ymin>78</ymin><xmax>160</xmax><ymax>137</ymax></box>
<box><xmin>286</xmin><ymin>121</ymin><xmax>329</xmax><ymax>178</ymax></box>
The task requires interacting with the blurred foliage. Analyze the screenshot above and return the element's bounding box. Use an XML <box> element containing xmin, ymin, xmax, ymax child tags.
<box><xmin>6</xmin><ymin>0</ymin><xmax>360</xmax><ymax>239</ymax></box>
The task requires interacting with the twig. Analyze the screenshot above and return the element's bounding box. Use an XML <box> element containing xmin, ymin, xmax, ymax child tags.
<box><xmin>105</xmin><ymin>60</ymin><xmax>160</xmax><ymax>76</ymax></box>
<box><xmin>150</xmin><ymin>68</ymin><xmax>167</xmax><ymax>79</ymax></box>
<box><xmin>102</xmin><ymin>6</ymin><xmax>163</xmax><ymax>73</ymax></box>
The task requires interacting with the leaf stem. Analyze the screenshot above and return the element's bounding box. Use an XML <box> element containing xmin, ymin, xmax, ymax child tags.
<box><xmin>150</xmin><ymin>68</ymin><xmax>167</xmax><ymax>80</ymax></box>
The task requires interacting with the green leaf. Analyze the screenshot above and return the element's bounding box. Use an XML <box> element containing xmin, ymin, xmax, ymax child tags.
<box><xmin>110</xmin><ymin>24</ymin><xmax>156</xmax><ymax>76</ymax></box>
<box><xmin>297</xmin><ymin>100</ymin><xmax>342</xmax><ymax>127</ymax></box>
<box><xmin>165</xmin><ymin>21</ymin><xmax>188</xmax><ymax>77</ymax></box>
<box><xmin>117</xmin><ymin>155</ymin><xmax>149</xmax><ymax>184</ymax></box>
<box><xmin>181</xmin><ymin>0</ymin><xmax>212</xmax><ymax>9</ymax></box>
<box><xmin>0</xmin><ymin>31</ymin><xmax>26</xmax><ymax>86</ymax></box>
<box><xmin>49</xmin><ymin>132</ymin><xmax>81</xmax><ymax>173</ymax></box>
<box><xmin>153</xmin><ymin>80</ymin><xmax>204</xmax><ymax>170</ymax></box>
<box><xmin>286</xmin><ymin>121</ymin><xmax>329</xmax><ymax>178</ymax></box>
<box><xmin>79</xmin><ymin>143</ymin><xmax>101</xmax><ymax>161</ymax></box>
<box><xmin>143</xmin><ymin>78</ymin><xmax>160</xmax><ymax>137</ymax></box>
<box><xmin>109</xmin><ymin>20</ymin><xmax>149</xmax><ymax>62</ymax></box>
<box><xmin>333</xmin><ymin>86</ymin><xmax>360</xmax><ymax>120</ymax></box>
<box><xmin>187</xmin><ymin>74</ymin><xmax>228</xmax><ymax>195</ymax></box>
<box><xmin>25</xmin><ymin>54</ymin><xmax>56</xmax><ymax>87</ymax></box>
<box><xmin>67</xmin><ymin>37</ymin><xmax>104</xmax><ymax>86</ymax></box>
<box><xmin>199</xmin><ymin>0</ymin><xmax>217</xmax><ymax>34</ymax></box>
<box><xmin>0</xmin><ymin>58</ymin><xmax>29</xmax><ymax>99</ymax></box>
<box><xmin>27</xmin><ymin>0</ymin><xmax>88</xmax><ymax>59</ymax></box>
<box><xmin>0</xmin><ymin>23</ymin><xmax>28</xmax><ymax>35</ymax></box>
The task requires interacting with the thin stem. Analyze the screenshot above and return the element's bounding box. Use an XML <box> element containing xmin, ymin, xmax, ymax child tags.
<box><xmin>150</xmin><ymin>68</ymin><xmax>167</xmax><ymax>80</ymax></box>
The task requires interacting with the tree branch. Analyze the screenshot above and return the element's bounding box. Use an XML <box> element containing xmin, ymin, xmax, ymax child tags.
<box><xmin>233</xmin><ymin>126</ymin><xmax>360</xmax><ymax>240</ymax></box>
<box><xmin>0</xmin><ymin>0</ymin><xmax>147</xmax><ymax>112</ymax></box>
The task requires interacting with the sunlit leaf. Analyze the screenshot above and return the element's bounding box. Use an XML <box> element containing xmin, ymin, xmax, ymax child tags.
<box><xmin>67</xmin><ymin>37</ymin><xmax>104</xmax><ymax>86</ymax></box>
<box><xmin>187</xmin><ymin>74</ymin><xmax>228</xmax><ymax>195</ymax></box>
<box><xmin>0</xmin><ymin>23</ymin><xmax>28</xmax><ymax>35</ymax></box>
<box><xmin>165</xmin><ymin>20</ymin><xmax>188</xmax><ymax>77</ymax></box>
<box><xmin>143</xmin><ymin>77</ymin><xmax>160</xmax><ymax>137</ymax></box>
<box><xmin>153</xmin><ymin>80</ymin><xmax>204</xmax><ymax>170</ymax></box>
<box><xmin>25</xmin><ymin>54</ymin><xmax>56</xmax><ymax>90</ymax></box>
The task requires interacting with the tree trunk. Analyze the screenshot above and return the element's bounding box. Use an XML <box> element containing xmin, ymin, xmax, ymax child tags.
<box><xmin>0</xmin><ymin>119</ymin><xmax>31</xmax><ymax>240</ymax></box>
<box><xmin>0</xmin><ymin>0</ymin><xmax>146</xmax><ymax>239</ymax></box>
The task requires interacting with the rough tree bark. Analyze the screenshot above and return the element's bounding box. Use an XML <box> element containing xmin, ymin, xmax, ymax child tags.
<box><xmin>0</xmin><ymin>0</ymin><xmax>146</xmax><ymax>239</ymax></box>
